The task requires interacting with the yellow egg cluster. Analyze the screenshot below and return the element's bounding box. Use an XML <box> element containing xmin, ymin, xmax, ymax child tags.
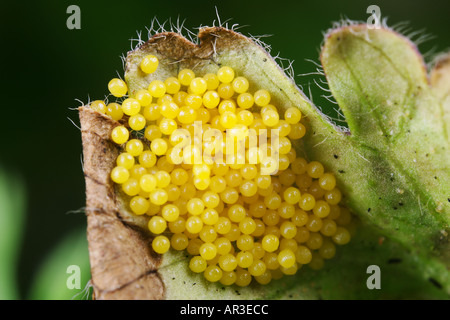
<box><xmin>92</xmin><ymin>54</ymin><xmax>353</xmax><ymax>287</ymax></box>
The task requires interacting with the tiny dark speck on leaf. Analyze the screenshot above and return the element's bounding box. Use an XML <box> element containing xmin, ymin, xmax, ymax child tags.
<box><xmin>338</xmin><ymin>170</ymin><xmax>345</xmax><ymax>174</ymax></box>
<box><xmin>393</xmin><ymin>207</ymin><xmax>398</xmax><ymax>210</ymax></box>
<box><xmin>367</xmin><ymin>208</ymin><xmax>371</xmax><ymax>212</ymax></box>
<box><xmin>429</xmin><ymin>278</ymin><xmax>443</xmax><ymax>289</ymax></box>
<box><xmin>388</xmin><ymin>258</ymin><xmax>402</xmax><ymax>264</ymax></box>
<box><xmin>333</xmin><ymin>154</ymin><xmax>339</xmax><ymax>159</ymax></box>
<box><xmin>263</xmin><ymin>58</ymin><xmax>267</xmax><ymax>62</ymax></box>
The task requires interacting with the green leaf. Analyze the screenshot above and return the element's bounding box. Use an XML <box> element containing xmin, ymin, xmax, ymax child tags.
<box><xmin>321</xmin><ymin>25</ymin><xmax>431</xmax><ymax>142</ymax></box>
<box><xmin>320</xmin><ymin>24</ymin><xmax>450</xmax><ymax>278</ymax></box>
<box><xmin>117</xmin><ymin>25</ymin><xmax>450</xmax><ymax>298</ymax></box>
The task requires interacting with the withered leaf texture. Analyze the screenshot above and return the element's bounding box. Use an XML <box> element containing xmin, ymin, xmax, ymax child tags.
<box><xmin>80</xmin><ymin>107</ymin><xmax>164</xmax><ymax>300</ymax></box>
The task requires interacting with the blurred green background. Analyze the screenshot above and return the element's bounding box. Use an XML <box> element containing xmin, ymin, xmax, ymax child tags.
<box><xmin>0</xmin><ymin>0</ymin><xmax>448</xmax><ymax>299</ymax></box>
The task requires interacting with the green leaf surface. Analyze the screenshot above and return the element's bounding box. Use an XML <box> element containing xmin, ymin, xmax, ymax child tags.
<box><xmin>320</xmin><ymin>25</ymin><xmax>450</xmax><ymax>280</ymax></box>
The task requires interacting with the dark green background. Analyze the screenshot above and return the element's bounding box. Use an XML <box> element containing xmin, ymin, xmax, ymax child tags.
<box><xmin>1</xmin><ymin>0</ymin><xmax>449</xmax><ymax>298</ymax></box>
